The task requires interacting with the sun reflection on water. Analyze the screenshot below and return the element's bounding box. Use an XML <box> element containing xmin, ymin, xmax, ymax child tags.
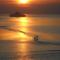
<box><xmin>17</xmin><ymin>17</ymin><xmax>30</xmax><ymax>42</ymax></box>
<box><xmin>17</xmin><ymin>43</ymin><xmax>31</xmax><ymax>60</ymax></box>
<box><xmin>18</xmin><ymin>17</ymin><xmax>29</xmax><ymax>26</ymax></box>
<box><xmin>16</xmin><ymin>17</ymin><xmax>31</xmax><ymax>60</ymax></box>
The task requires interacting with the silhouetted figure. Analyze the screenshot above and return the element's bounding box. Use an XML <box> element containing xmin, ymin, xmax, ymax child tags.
<box><xmin>34</xmin><ymin>35</ymin><xmax>39</xmax><ymax>42</ymax></box>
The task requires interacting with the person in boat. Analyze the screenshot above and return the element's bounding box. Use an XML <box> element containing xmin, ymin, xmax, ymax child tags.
<box><xmin>34</xmin><ymin>35</ymin><xmax>39</xmax><ymax>42</ymax></box>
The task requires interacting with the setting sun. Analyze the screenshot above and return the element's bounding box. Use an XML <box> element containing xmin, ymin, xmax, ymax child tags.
<box><xmin>18</xmin><ymin>0</ymin><xmax>29</xmax><ymax>4</ymax></box>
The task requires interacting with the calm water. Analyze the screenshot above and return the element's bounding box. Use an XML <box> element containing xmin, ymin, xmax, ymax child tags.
<box><xmin>0</xmin><ymin>14</ymin><xmax>60</xmax><ymax>60</ymax></box>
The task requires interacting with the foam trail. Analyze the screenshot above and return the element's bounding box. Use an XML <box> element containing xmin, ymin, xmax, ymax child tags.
<box><xmin>0</xmin><ymin>26</ymin><xmax>31</xmax><ymax>35</ymax></box>
<box><xmin>0</xmin><ymin>26</ymin><xmax>39</xmax><ymax>39</ymax></box>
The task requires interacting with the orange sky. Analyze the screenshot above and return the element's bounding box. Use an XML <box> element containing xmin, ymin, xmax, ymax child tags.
<box><xmin>0</xmin><ymin>0</ymin><xmax>60</xmax><ymax>4</ymax></box>
<box><xmin>0</xmin><ymin>0</ymin><xmax>60</xmax><ymax>14</ymax></box>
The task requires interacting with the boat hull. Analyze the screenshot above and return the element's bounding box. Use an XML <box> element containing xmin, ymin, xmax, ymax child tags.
<box><xmin>10</xmin><ymin>14</ymin><xmax>26</xmax><ymax>17</ymax></box>
<box><xmin>10</xmin><ymin>12</ymin><xmax>26</xmax><ymax>17</ymax></box>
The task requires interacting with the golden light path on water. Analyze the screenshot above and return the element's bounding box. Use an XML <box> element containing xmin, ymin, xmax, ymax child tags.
<box><xmin>17</xmin><ymin>17</ymin><xmax>31</xmax><ymax>42</ymax></box>
<box><xmin>17</xmin><ymin>43</ymin><xmax>30</xmax><ymax>60</ymax></box>
<box><xmin>16</xmin><ymin>17</ymin><xmax>31</xmax><ymax>60</ymax></box>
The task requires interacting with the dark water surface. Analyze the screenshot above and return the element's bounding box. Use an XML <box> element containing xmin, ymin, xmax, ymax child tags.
<box><xmin>0</xmin><ymin>15</ymin><xmax>60</xmax><ymax>60</ymax></box>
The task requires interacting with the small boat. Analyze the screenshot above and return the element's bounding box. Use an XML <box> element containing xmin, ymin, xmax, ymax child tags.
<box><xmin>10</xmin><ymin>12</ymin><xmax>26</xmax><ymax>17</ymax></box>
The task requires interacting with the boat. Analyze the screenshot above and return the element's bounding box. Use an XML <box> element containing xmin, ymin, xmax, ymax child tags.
<box><xmin>10</xmin><ymin>12</ymin><xmax>26</xmax><ymax>17</ymax></box>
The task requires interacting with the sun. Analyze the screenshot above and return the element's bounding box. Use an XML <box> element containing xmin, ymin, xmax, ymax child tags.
<box><xmin>18</xmin><ymin>0</ymin><xmax>29</xmax><ymax>4</ymax></box>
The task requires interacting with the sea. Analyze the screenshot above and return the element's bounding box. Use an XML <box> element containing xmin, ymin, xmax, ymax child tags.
<box><xmin>0</xmin><ymin>14</ymin><xmax>60</xmax><ymax>60</ymax></box>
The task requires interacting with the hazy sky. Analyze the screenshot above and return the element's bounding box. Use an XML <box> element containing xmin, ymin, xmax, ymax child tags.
<box><xmin>0</xmin><ymin>0</ymin><xmax>60</xmax><ymax>4</ymax></box>
<box><xmin>0</xmin><ymin>0</ymin><xmax>60</xmax><ymax>14</ymax></box>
